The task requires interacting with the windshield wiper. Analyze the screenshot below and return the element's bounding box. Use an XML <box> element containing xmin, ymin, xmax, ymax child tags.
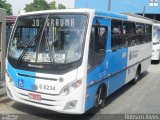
<box><xmin>17</xmin><ymin>26</ymin><xmax>43</xmax><ymax>63</ymax></box>
<box><xmin>17</xmin><ymin>36</ymin><xmax>38</xmax><ymax>63</ymax></box>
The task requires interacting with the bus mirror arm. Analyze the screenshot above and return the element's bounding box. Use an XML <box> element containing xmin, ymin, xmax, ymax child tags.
<box><xmin>111</xmin><ymin>48</ymin><xmax>117</xmax><ymax>52</ymax></box>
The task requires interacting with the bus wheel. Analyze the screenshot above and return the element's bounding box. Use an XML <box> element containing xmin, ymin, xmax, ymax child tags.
<box><xmin>133</xmin><ymin>67</ymin><xmax>141</xmax><ymax>84</ymax></box>
<box><xmin>94</xmin><ymin>85</ymin><xmax>106</xmax><ymax>109</ymax></box>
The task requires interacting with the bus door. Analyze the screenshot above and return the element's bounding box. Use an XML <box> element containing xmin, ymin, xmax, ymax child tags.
<box><xmin>107</xmin><ymin>19</ymin><xmax>126</xmax><ymax>95</ymax></box>
<box><xmin>85</xmin><ymin>17</ymin><xmax>109</xmax><ymax>111</ymax></box>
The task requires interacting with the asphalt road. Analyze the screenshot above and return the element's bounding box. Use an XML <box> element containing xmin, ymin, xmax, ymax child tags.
<box><xmin>0</xmin><ymin>63</ymin><xmax>160</xmax><ymax>120</ymax></box>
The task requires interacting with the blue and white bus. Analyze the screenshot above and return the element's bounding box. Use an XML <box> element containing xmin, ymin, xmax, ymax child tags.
<box><xmin>6</xmin><ymin>9</ymin><xmax>153</xmax><ymax>114</ymax></box>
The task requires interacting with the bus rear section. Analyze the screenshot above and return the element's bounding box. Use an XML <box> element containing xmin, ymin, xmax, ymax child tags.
<box><xmin>6</xmin><ymin>10</ymin><xmax>91</xmax><ymax>114</ymax></box>
<box><xmin>152</xmin><ymin>24</ymin><xmax>160</xmax><ymax>63</ymax></box>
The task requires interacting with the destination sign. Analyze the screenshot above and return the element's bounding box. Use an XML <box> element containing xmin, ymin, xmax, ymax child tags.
<box><xmin>32</xmin><ymin>18</ymin><xmax>75</xmax><ymax>27</ymax></box>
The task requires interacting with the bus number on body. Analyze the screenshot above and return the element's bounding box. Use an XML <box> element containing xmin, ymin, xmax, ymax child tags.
<box><xmin>39</xmin><ymin>84</ymin><xmax>55</xmax><ymax>91</ymax></box>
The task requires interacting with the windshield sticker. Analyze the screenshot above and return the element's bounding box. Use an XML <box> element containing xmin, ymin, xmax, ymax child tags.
<box><xmin>54</xmin><ymin>54</ymin><xmax>66</xmax><ymax>63</ymax></box>
<box><xmin>32</xmin><ymin>19</ymin><xmax>75</xmax><ymax>27</ymax></box>
<box><xmin>37</xmin><ymin>53</ymin><xmax>50</xmax><ymax>63</ymax></box>
<box><xmin>23</xmin><ymin>52</ymin><xmax>36</xmax><ymax>62</ymax></box>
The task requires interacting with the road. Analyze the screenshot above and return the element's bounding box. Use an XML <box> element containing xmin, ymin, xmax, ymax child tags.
<box><xmin>0</xmin><ymin>63</ymin><xmax>160</xmax><ymax>120</ymax></box>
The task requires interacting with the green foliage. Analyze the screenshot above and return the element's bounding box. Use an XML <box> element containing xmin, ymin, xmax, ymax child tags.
<box><xmin>0</xmin><ymin>0</ymin><xmax>13</xmax><ymax>15</ymax></box>
<box><xmin>25</xmin><ymin>0</ymin><xmax>50</xmax><ymax>12</ymax></box>
<box><xmin>58</xmin><ymin>4</ymin><xmax>66</xmax><ymax>9</ymax></box>
<box><xmin>49</xmin><ymin>1</ymin><xmax>57</xmax><ymax>9</ymax></box>
<box><xmin>24</xmin><ymin>0</ymin><xmax>66</xmax><ymax>12</ymax></box>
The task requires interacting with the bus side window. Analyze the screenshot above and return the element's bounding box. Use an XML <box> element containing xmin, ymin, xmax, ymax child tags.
<box><xmin>88</xmin><ymin>25</ymin><xmax>107</xmax><ymax>70</ymax></box>
<box><xmin>111</xmin><ymin>20</ymin><xmax>123</xmax><ymax>51</ymax></box>
<box><xmin>89</xmin><ymin>26</ymin><xmax>107</xmax><ymax>52</ymax></box>
<box><xmin>97</xmin><ymin>27</ymin><xmax>107</xmax><ymax>50</ymax></box>
<box><xmin>145</xmin><ymin>24</ymin><xmax>152</xmax><ymax>43</ymax></box>
<box><xmin>123</xmin><ymin>21</ymin><xmax>136</xmax><ymax>47</ymax></box>
<box><xmin>136</xmin><ymin>23</ymin><xmax>145</xmax><ymax>44</ymax></box>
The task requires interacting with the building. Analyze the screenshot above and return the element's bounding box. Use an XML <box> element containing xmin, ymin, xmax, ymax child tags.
<box><xmin>0</xmin><ymin>8</ymin><xmax>6</xmax><ymax>88</ymax></box>
<box><xmin>6</xmin><ymin>16</ymin><xmax>16</xmax><ymax>49</ymax></box>
<box><xmin>74</xmin><ymin>0</ymin><xmax>160</xmax><ymax>20</ymax></box>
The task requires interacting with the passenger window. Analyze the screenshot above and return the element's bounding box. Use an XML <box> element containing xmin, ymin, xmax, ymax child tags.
<box><xmin>111</xmin><ymin>20</ymin><xmax>123</xmax><ymax>50</ymax></box>
<box><xmin>90</xmin><ymin>26</ymin><xmax>107</xmax><ymax>52</ymax></box>
<box><xmin>136</xmin><ymin>23</ymin><xmax>145</xmax><ymax>44</ymax></box>
<box><xmin>123</xmin><ymin>22</ymin><xmax>136</xmax><ymax>47</ymax></box>
<box><xmin>123</xmin><ymin>22</ymin><xmax>135</xmax><ymax>34</ymax></box>
<box><xmin>136</xmin><ymin>24</ymin><xmax>144</xmax><ymax>34</ymax></box>
<box><xmin>88</xmin><ymin>25</ymin><xmax>108</xmax><ymax>71</ymax></box>
<box><xmin>145</xmin><ymin>24</ymin><xmax>152</xmax><ymax>43</ymax></box>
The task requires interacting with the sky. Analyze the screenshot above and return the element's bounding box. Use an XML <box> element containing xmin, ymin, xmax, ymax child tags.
<box><xmin>7</xmin><ymin>0</ymin><xmax>160</xmax><ymax>15</ymax></box>
<box><xmin>75</xmin><ymin>0</ymin><xmax>160</xmax><ymax>14</ymax></box>
<box><xmin>6</xmin><ymin>0</ymin><xmax>75</xmax><ymax>15</ymax></box>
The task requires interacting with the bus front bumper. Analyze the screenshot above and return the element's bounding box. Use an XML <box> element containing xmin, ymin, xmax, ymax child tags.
<box><xmin>6</xmin><ymin>78</ymin><xmax>85</xmax><ymax>114</ymax></box>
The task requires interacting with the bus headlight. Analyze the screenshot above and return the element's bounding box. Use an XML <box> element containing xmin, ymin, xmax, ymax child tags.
<box><xmin>60</xmin><ymin>79</ymin><xmax>82</xmax><ymax>96</ymax></box>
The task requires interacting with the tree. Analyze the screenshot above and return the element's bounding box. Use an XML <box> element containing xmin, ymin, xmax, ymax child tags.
<box><xmin>25</xmin><ymin>0</ymin><xmax>50</xmax><ymax>12</ymax></box>
<box><xmin>58</xmin><ymin>4</ymin><xmax>66</xmax><ymax>9</ymax></box>
<box><xmin>24</xmin><ymin>0</ymin><xmax>66</xmax><ymax>12</ymax></box>
<box><xmin>0</xmin><ymin>0</ymin><xmax>13</xmax><ymax>15</ymax></box>
<box><xmin>49</xmin><ymin>1</ymin><xmax>57</xmax><ymax>10</ymax></box>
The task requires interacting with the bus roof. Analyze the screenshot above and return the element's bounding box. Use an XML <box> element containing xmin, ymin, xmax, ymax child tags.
<box><xmin>18</xmin><ymin>8</ymin><xmax>127</xmax><ymax>19</ymax></box>
<box><xmin>18</xmin><ymin>8</ymin><xmax>156</xmax><ymax>24</ymax></box>
<box><xmin>18</xmin><ymin>9</ymin><xmax>95</xmax><ymax>16</ymax></box>
<box><xmin>95</xmin><ymin>10</ymin><xmax>128</xmax><ymax>20</ymax></box>
<box><xmin>95</xmin><ymin>10</ymin><xmax>155</xmax><ymax>24</ymax></box>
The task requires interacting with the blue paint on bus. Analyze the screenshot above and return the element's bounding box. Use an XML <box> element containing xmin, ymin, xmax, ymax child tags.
<box><xmin>85</xmin><ymin>11</ymin><xmax>128</xmax><ymax>112</ymax></box>
<box><xmin>95</xmin><ymin>11</ymin><xmax>128</xmax><ymax>20</ymax></box>
<box><xmin>7</xmin><ymin>63</ymin><xmax>36</xmax><ymax>91</ymax></box>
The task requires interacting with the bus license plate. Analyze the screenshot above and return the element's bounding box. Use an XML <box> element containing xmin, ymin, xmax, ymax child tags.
<box><xmin>29</xmin><ymin>93</ymin><xmax>41</xmax><ymax>101</ymax></box>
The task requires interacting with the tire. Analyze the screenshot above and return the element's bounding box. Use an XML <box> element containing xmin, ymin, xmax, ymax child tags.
<box><xmin>132</xmin><ymin>68</ymin><xmax>140</xmax><ymax>84</ymax></box>
<box><xmin>94</xmin><ymin>85</ymin><xmax>106</xmax><ymax>109</ymax></box>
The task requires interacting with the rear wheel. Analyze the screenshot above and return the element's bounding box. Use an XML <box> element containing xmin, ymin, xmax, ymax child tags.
<box><xmin>133</xmin><ymin>67</ymin><xmax>141</xmax><ymax>84</ymax></box>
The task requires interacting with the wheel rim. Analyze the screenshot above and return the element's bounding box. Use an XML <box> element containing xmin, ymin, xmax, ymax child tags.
<box><xmin>135</xmin><ymin>71</ymin><xmax>139</xmax><ymax>82</ymax></box>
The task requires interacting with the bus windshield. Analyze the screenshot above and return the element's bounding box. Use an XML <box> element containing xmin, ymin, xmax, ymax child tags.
<box><xmin>8</xmin><ymin>14</ymin><xmax>88</xmax><ymax>68</ymax></box>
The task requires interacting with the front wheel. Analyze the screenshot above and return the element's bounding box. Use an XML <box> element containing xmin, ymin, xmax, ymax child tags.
<box><xmin>94</xmin><ymin>85</ymin><xmax>106</xmax><ymax>109</ymax></box>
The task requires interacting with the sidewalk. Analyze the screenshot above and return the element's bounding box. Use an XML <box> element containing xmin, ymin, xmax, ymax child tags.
<box><xmin>0</xmin><ymin>87</ymin><xmax>6</xmax><ymax>96</ymax></box>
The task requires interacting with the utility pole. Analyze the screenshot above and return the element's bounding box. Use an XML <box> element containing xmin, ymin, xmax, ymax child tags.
<box><xmin>143</xmin><ymin>6</ymin><xmax>146</xmax><ymax>17</ymax></box>
<box><xmin>108</xmin><ymin>0</ymin><xmax>111</xmax><ymax>11</ymax></box>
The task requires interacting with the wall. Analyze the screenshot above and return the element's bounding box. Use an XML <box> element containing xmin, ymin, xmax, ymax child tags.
<box><xmin>0</xmin><ymin>8</ymin><xmax>6</xmax><ymax>87</ymax></box>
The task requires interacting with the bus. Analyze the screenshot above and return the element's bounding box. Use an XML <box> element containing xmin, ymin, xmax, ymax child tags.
<box><xmin>151</xmin><ymin>24</ymin><xmax>160</xmax><ymax>63</ymax></box>
<box><xmin>6</xmin><ymin>9</ymin><xmax>153</xmax><ymax>114</ymax></box>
